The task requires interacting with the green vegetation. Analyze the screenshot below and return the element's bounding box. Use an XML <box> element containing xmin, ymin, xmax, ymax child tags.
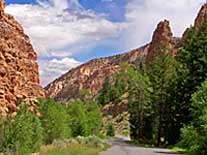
<box><xmin>38</xmin><ymin>99</ymin><xmax>70</xmax><ymax>144</ymax></box>
<box><xmin>0</xmin><ymin>104</ymin><xmax>43</xmax><ymax>155</ymax></box>
<box><xmin>178</xmin><ymin>80</ymin><xmax>207</xmax><ymax>155</ymax></box>
<box><xmin>148</xmin><ymin>44</ymin><xmax>180</xmax><ymax>146</ymax></box>
<box><xmin>66</xmin><ymin>99</ymin><xmax>102</xmax><ymax>137</ymax></box>
<box><xmin>0</xmin><ymin>98</ymin><xmax>104</xmax><ymax>155</ymax></box>
<box><xmin>106</xmin><ymin>123</ymin><xmax>115</xmax><ymax>137</ymax></box>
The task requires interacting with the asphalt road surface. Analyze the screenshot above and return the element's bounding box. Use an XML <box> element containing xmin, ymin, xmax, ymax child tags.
<box><xmin>100</xmin><ymin>137</ymin><xmax>182</xmax><ymax>155</ymax></box>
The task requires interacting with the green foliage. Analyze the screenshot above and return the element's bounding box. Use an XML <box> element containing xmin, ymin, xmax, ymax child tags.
<box><xmin>38</xmin><ymin>98</ymin><xmax>70</xmax><ymax>144</ymax></box>
<box><xmin>179</xmin><ymin>125</ymin><xmax>201</xmax><ymax>154</ymax></box>
<box><xmin>0</xmin><ymin>104</ymin><xmax>43</xmax><ymax>155</ymax></box>
<box><xmin>97</xmin><ymin>77</ymin><xmax>113</xmax><ymax>106</ymax></box>
<box><xmin>148</xmin><ymin>44</ymin><xmax>180</xmax><ymax>146</ymax></box>
<box><xmin>179</xmin><ymin>80</ymin><xmax>207</xmax><ymax>155</ymax></box>
<box><xmin>86</xmin><ymin>101</ymin><xmax>102</xmax><ymax>135</ymax></box>
<box><xmin>176</xmin><ymin>22</ymin><xmax>207</xmax><ymax>132</ymax></box>
<box><xmin>178</xmin><ymin>22</ymin><xmax>207</xmax><ymax>95</ymax></box>
<box><xmin>106</xmin><ymin>124</ymin><xmax>115</xmax><ymax>137</ymax></box>
<box><xmin>114</xmin><ymin>64</ymin><xmax>152</xmax><ymax>141</ymax></box>
<box><xmin>67</xmin><ymin>100</ymin><xmax>89</xmax><ymax>137</ymax></box>
<box><xmin>66</xmin><ymin>99</ymin><xmax>102</xmax><ymax>137</ymax></box>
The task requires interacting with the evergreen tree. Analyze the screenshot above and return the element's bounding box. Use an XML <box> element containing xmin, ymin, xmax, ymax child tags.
<box><xmin>175</xmin><ymin>22</ymin><xmax>207</xmax><ymax>144</ymax></box>
<box><xmin>148</xmin><ymin>44</ymin><xmax>179</xmax><ymax>146</ymax></box>
<box><xmin>113</xmin><ymin>64</ymin><xmax>152</xmax><ymax>142</ymax></box>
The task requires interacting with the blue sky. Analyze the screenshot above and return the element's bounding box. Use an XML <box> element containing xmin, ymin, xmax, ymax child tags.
<box><xmin>5</xmin><ymin>0</ymin><xmax>206</xmax><ymax>85</ymax></box>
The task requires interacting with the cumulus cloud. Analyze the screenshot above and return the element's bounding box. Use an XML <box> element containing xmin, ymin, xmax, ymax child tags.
<box><xmin>39</xmin><ymin>57</ymin><xmax>81</xmax><ymax>86</ymax></box>
<box><xmin>5</xmin><ymin>0</ymin><xmax>125</xmax><ymax>85</ymax></box>
<box><xmin>121</xmin><ymin>0</ymin><xmax>206</xmax><ymax>50</ymax></box>
<box><xmin>5</xmin><ymin>1</ymin><xmax>124</xmax><ymax>57</ymax></box>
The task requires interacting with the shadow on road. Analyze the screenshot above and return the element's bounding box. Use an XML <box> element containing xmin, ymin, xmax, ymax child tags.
<box><xmin>154</xmin><ymin>151</ymin><xmax>181</xmax><ymax>154</ymax></box>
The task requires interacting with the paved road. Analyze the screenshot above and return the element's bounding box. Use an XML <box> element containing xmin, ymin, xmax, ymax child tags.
<box><xmin>100</xmin><ymin>137</ymin><xmax>182</xmax><ymax>155</ymax></box>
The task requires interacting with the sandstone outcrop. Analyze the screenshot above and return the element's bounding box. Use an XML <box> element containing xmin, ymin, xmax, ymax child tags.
<box><xmin>0</xmin><ymin>0</ymin><xmax>45</xmax><ymax>116</ymax></box>
<box><xmin>45</xmin><ymin>45</ymin><xmax>149</xmax><ymax>102</ymax></box>
<box><xmin>194</xmin><ymin>3</ymin><xmax>207</xmax><ymax>29</ymax></box>
<box><xmin>145</xmin><ymin>20</ymin><xmax>176</xmax><ymax>67</ymax></box>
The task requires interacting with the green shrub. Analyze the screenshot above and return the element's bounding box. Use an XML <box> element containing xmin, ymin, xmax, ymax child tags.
<box><xmin>66</xmin><ymin>99</ymin><xmax>102</xmax><ymax>137</ymax></box>
<box><xmin>66</xmin><ymin>100</ymin><xmax>89</xmax><ymax>137</ymax></box>
<box><xmin>38</xmin><ymin>99</ymin><xmax>70</xmax><ymax>144</ymax></box>
<box><xmin>106</xmin><ymin>124</ymin><xmax>115</xmax><ymax>137</ymax></box>
<box><xmin>86</xmin><ymin>101</ymin><xmax>102</xmax><ymax>135</ymax></box>
<box><xmin>178</xmin><ymin>125</ymin><xmax>200</xmax><ymax>154</ymax></box>
<box><xmin>0</xmin><ymin>104</ymin><xmax>43</xmax><ymax>155</ymax></box>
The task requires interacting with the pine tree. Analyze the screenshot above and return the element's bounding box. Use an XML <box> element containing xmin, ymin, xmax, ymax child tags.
<box><xmin>148</xmin><ymin>44</ymin><xmax>179</xmax><ymax>146</ymax></box>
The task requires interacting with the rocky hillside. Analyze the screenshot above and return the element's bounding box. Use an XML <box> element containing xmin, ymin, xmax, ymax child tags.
<box><xmin>45</xmin><ymin>3</ymin><xmax>207</xmax><ymax>103</ymax></box>
<box><xmin>0</xmin><ymin>0</ymin><xmax>45</xmax><ymax>116</ymax></box>
<box><xmin>45</xmin><ymin>45</ymin><xmax>149</xmax><ymax>102</ymax></box>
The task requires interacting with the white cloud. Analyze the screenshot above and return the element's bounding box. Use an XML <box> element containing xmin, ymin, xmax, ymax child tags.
<box><xmin>121</xmin><ymin>0</ymin><xmax>206</xmax><ymax>50</ymax></box>
<box><xmin>39</xmin><ymin>57</ymin><xmax>81</xmax><ymax>86</ymax></box>
<box><xmin>5</xmin><ymin>0</ymin><xmax>125</xmax><ymax>57</ymax></box>
<box><xmin>5</xmin><ymin>0</ymin><xmax>126</xmax><ymax>86</ymax></box>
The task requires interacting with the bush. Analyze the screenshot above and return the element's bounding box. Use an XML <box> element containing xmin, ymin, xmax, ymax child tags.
<box><xmin>66</xmin><ymin>99</ymin><xmax>102</xmax><ymax>137</ymax></box>
<box><xmin>178</xmin><ymin>125</ymin><xmax>200</xmax><ymax>154</ymax></box>
<box><xmin>66</xmin><ymin>100</ymin><xmax>89</xmax><ymax>137</ymax></box>
<box><xmin>38</xmin><ymin>99</ymin><xmax>70</xmax><ymax>144</ymax></box>
<box><xmin>0</xmin><ymin>104</ymin><xmax>43</xmax><ymax>155</ymax></box>
<box><xmin>86</xmin><ymin>101</ymin><xmax>102</xmax><ymax>135</ymax></box>
<box><xmin>178</xmin><ymin>80</ymin><xmax>207</xmax><ymax>154</ymax></box>
<box><xmin>106</xmin><ymin>124</ymin><xmax>115</xmax><ymax>137</ymax></box>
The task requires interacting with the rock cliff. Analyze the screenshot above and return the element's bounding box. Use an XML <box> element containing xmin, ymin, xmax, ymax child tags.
<box><xmin>45</xmin><ymin>45</ymin><xmax>149</xmax><ymax>102</ymax></box>
<box><xmin>194</xmin><ymin>3</ymin><xmax>207</xmax><ymax>29</ymax></box>
<box><xmin>0</xmin><ymin>0</ymin><xmax>45</xmax><ymax>116</ymax></box>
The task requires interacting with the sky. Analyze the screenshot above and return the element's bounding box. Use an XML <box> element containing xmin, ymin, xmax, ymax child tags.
<box><xmin>5</xmin><ymin>0</ymin><xmax>206</xmax><ymax>86</ymax></box>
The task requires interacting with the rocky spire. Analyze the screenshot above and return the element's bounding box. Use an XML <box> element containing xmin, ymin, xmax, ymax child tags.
<box><xmin>0</xmin><ymin>0</ymin><xmax>5</xmax><ymax>16</ymax></box>
<box><xmin>194</xmin><ymin>3</ymin><xmax>207</xmax><ymax>29</ymax></box>
<box><xmin>145</xmin><ymin>20</ymin><xmax>174</xmax><ymax>67</ymax></box>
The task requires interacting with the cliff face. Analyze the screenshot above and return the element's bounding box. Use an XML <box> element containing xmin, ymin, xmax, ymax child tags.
<box><xmin>0</xmin><ymin>0</ymin><xmax>45</xmax><ymax>116</ymax></box>
<box><xmin>194</xmin><ymin>3</ymin><xmax>207</xmax><ymax>29</ymax></box>
<box><xmin>45</xmin><ymin>45</ymin><xmax>149</xmax><ymax>102</ymax></box>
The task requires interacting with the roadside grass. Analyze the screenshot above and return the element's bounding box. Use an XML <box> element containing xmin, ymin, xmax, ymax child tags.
<box><xmin>40</xmin><ymin>144</ymin><xmax>101</xmax><ymax>155</ymax></box>
<box><xmin>171</xmin><ymin>147</ymin><xmax>189</xmax><ymax>155</ymax></box>
<box><xmin>39</xmin><ymin>136</ymin><xmax>110</xmax><ymax>155</ymax></box>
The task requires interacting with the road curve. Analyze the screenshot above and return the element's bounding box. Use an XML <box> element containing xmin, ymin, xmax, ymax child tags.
<box><xmin>100</xmin><ymin>137</ymin><xmax>182</xmax><ymax>155</ymax></box>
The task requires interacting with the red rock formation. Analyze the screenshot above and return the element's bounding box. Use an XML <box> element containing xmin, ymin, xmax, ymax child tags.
<box><xmin>194</xmin><ymin>3</ymin><xmax>207</xmax><ymax>29</ymax></box>
<box><xmin>182</xmin><ymin>3</ymin><xmax>207</xmax><ymax>43</ymax></box>
<box><xmin>45</xmin><ymin>45</ymin><xmax>149</xmax><ymax>102</ymax></box>
<box><xmin>145</xmin><ymin>20</ymin><xmax>175</xmax><ymax>67</ymax></box>
<box><xmin>0</xmin><ymin>0</ymin><xmax>45</xmax><ymax>116</ymax></box>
